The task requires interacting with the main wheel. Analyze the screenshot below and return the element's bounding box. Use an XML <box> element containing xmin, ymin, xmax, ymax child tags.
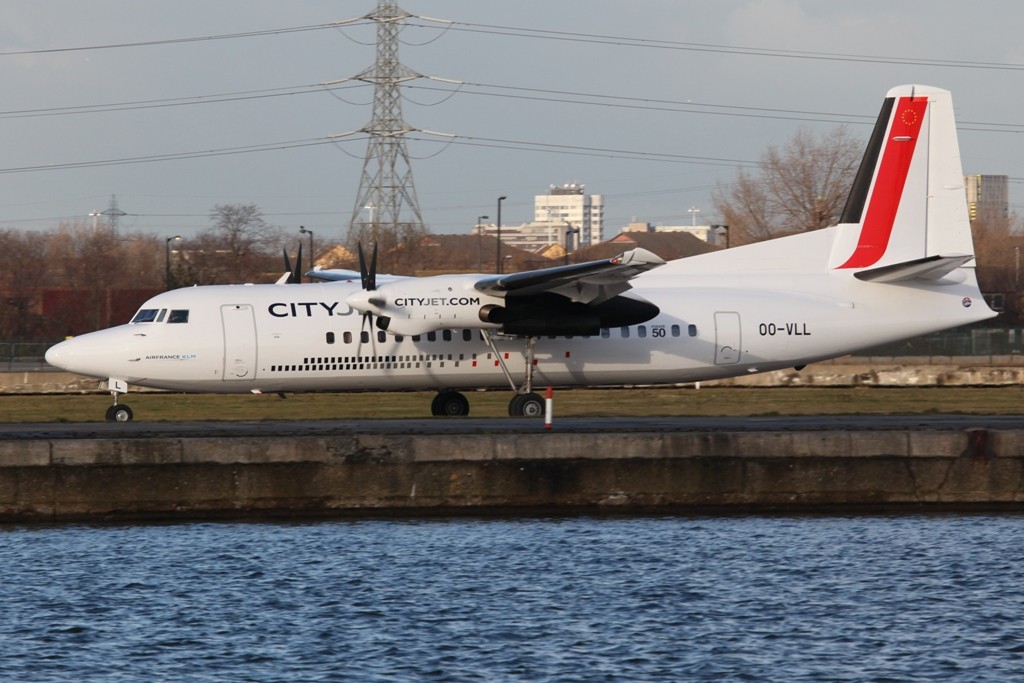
<box><xmin>105</xmin><ymin>404</ymin><xmax>134</xmax><ymax>422</ymax></box>
<box><xmin>431</xmin><ymin>391</ymin><xmax>470</xmax><ymax>417</ymax></box>
<box><xmin>508</xmin><ymin>392</ymin><xmax>544</xmax><ymax>417</ymax></box>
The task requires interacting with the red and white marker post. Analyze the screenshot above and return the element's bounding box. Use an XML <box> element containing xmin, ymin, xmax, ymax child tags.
<box><xmin>544</xmin><ymin>386</ymin><xmax>553</xmax><ymax>430</ymax></box>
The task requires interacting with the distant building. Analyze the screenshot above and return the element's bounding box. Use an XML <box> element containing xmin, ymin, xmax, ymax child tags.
<box><xmin>572</xmin><ymin>231</ymin><xmax>718</xmax><ymax>263</ymax></box>
<box><xmin>965</xmin><ymin>174</ymin><xmax>1009</xmax><ymax>223</ymax></box>
<box><xmin>622</xmin><ymin>221</ymin><xmax>726</xmax><ymax>246</ymax></box>
<box><xmin>472</xmin><ymin>220</ymin><xmax>576</xmax><ymax>254</ymax></box>
<box><xmin>534</xmin><ymin>183</ymin><xmax>604</xmax><ymax>248</ymax></box>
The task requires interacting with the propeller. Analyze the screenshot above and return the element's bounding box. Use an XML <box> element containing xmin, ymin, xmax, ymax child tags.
<box><xmin>358</xmin><ymin>241</ymin><xmax>377</xmax><ymax>292</ymax></box>
<box><xmin>353</xmin><ymin>242</ymin><xmax>387</xmax><ymax>356</ymax></box>
<box><xmin>281</xmin><ymin>242</ymin><xmax>304</xmax><ymax>284</ymax></box>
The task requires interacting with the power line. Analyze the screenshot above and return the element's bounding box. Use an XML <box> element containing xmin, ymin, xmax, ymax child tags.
<box><xmin>0</xmin><ymin>136</ymin><xmax>357</xmax><ymax>174</ymax></box>
<box><xmin>413</xmin><ymin>20</ymin><xmax>1024</xmax><ymax>72</ymax></box>
<box><xmin>0</xmin><ymin>82</ymin><xmax>371</xmax><ymax>120</ymax></box>
<box><xmin>5</xmin><ymin>73</ymin><xmax>1021</xmax><ymax>133</ymax></box>
<box><xmin>0</xmin><ymin>20</ymin><xmax>367</xmax><ymax>57</ymax></box>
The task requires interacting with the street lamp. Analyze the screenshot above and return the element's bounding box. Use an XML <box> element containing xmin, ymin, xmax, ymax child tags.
<box><xmin>496</xmin><ymin>195</ymin><xmax>507</xmax><ymax>274</ymax></box>
<box><xmin>688</xmin><ymin>205</ymin><xmax>701</xmax><ymax>227</ymax></box>
<box><xmin>299</xmin><ymin>226</ymin><xmax>314</xmax><ymax>282</ymax></box>
<box><xmin>564</xmin><ymin>225</ymin><xmax>579</xmax><ymax>265</ymax></box>
<box><xmin>476</xmin><ymin>215</ymin><xmax>489</xmax><ymax>272</ymax></box>
<box><xmin>1016</xmin><ymin>245</ymin><xmax>1020</xmax><ymax>290</ymax></box>
<box><xmin>165</xmin><ymin>235</ymin><xmax>182</xmax><ymax>290</ymax></box>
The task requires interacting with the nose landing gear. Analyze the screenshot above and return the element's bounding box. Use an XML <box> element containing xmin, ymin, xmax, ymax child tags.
<box><xmin>105</xmin><ymin>378</ymin><xmax>134</xmax><ymax>422</ymax></box>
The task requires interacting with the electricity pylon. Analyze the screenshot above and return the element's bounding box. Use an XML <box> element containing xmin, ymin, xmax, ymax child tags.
<box><xmin>346</xmin><ymin>0</ymin><xmax>427</xmax><ymax>255</ymax></box>
<box><xmin>101</xmin><ymin>194</ymin><xmax>127</xmax><ymax>233</ymax></box>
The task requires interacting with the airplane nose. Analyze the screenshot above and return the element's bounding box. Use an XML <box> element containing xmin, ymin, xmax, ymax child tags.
<box><xmin>45</xmin><ymin>338</ymin><xmax>72</xmax><ymax>370</ymax></box>
<box><xmin>43</xmin><ymin>327</ymin><xmax>140</xmax><ymax>378</ymax></box>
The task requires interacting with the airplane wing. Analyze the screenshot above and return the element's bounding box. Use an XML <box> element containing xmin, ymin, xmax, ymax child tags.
<box><xmin>306</xmin><ymin>267</ymin><xmax>403</xmax><ymax>285</ymax></box>
<box><xmin>474</xmin><ymin>247</ymin><xmax>665</xmax><ymax>304</ymax></box>
<box><xmin>306</xmin><ymin>267</ymin><xmax>362</xmax><ymax>282</ymax></box>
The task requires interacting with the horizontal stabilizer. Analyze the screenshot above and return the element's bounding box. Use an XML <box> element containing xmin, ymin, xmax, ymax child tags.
<box><xmin>853</xmin><ymin>254</ymin><xmax>974</xmax><ymax>283</ymax></box>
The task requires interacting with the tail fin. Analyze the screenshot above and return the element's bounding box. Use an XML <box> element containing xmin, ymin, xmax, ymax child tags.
<box><xmin>830</xmin><ymin>85</ymin><xmax>975</xmax><ymax>272</ymax></box>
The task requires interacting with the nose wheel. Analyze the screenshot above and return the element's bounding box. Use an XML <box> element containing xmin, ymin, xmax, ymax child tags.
<box><xmin>105</xmin><ymin>404</ymin><xmax>134</xmax><ymax>422</ymax></box>
<box><xmin>105</xmin><ymin>378</ymin><xmax>134</xmax><ymax>422</ymax></box>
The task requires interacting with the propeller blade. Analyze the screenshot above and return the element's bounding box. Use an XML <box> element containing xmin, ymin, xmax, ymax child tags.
<box><xmin>368</xmin><ymin>242</ymin><xmax>378</xmax><ymax>291</ymax></box>
<box><xmin>282</xmin><ymin>244</ymin><xmax>303</xmax><ymax>284</ymax></box>
<box><xmin>282</xmin><ymin>247</ymin><xmax>294</xmax><ymax>282</ymax></box>
<box><xmin>357</xmin><ymin>243</ymin><xmax>369</xmax><ymax>290</ymax></box>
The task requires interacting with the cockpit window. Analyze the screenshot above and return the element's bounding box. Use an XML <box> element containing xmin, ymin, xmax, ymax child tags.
<box><xmin>131</xmin><ymin>309</ymin><xmax>160</xmax><ymax>323</ymax></box>
<box><xmin>167</xmin><ymin>310</ymin><xmax>190</xmax><ymax>324</ymax></box>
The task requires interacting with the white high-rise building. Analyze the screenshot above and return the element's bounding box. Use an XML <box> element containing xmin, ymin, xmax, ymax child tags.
<box><xmin>534</xmin><ymin>183</ymin><xmax>604</xmax><ymax>248</ymax></box>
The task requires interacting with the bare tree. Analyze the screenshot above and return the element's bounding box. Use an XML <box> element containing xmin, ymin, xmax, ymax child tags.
<box><xmin>178</xmin><ymin>204</ymin><xmax>285</xmax><ymax>284</ymax></box>
<box><xmin>0</xmin><ymin>229</ymin><xmax>50</xmax><ymax>339</ymax></box>
<box><xmin>713</xmin><ymin>125</ymin><xmax>863</xmax><ymax>245</ymax></box>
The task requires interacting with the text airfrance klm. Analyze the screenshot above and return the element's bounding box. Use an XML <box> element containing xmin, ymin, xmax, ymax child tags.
<box><xmin>758</xmin><ymin>322</ymin><xmax>811</xmax><ymax>336</ymax></box>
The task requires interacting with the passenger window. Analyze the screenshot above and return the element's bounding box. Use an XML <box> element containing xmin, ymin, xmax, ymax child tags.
<box><xmin>442</xmin><ymin>330</ymin><xmax>452</xmax><ymax>342</ymax></box>
<box><xmin>131</xmin><ymin>309</ymin><xmax>159</xmax><ymax>323</ymax></box>
<box><xmin>377</xmin><ymin>331</ymin><xmax>386</xmax><ymax>343</ymax></box>
<box><xmin>167</xmin><ymin>310</ymin><xmax>190</xmax><ymax>324</ymax></box>
<box><xmin>620</xmin><ymin>326</ymin><xmax>630</xmax><ymax>339</ymax></box>
<box><xmin>688</xmin><ymin>324</ymin><xmax>698</xmax><ymax>337</ymax></box>
<box><xmin>326</xmin><ymin>332</ymin><xmax>335</xmax><ymax>344</ymax></box>
<box><xmin>671</xmin><ymin>324</ymin><xmax>680</xmax><ymax>337</ymax></box>
<box><xmin>600</xmin><ymin>328</ymin><xmax>610</xmax><ymax>338</ymax></box>
<box><xmin>360</xmin><ymin>331</ymin><xmax>369</xmax><ymax>344</ymax></box>
<box><xmin>638</xmin><ymin>325</ymin><xmax>647</xmax><ymax>339</ymax></box>
<box><xmin>462</xmin><ymin>329</ymin><xmax>472</xmax><ymax>341</ymax></box>
<box><xmin>427</xmin><ymin>332</ymin><xmax>437</xmax><ymax>342</ymax></box>
<box><xmin>344</xmin><ymin>331</ymin><xmax>353</xmax><ymax>344</ymax></box>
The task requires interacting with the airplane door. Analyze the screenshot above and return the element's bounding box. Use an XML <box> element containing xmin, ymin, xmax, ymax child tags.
<box><xmin>714</xmin><ymin>311</ymin><xmax>741</xmax><ymax>365</ymax></box>
<box><xmin>221</xmin><ymin>304</ymin><xmax>257</xmax><ymax>381</ymax></box>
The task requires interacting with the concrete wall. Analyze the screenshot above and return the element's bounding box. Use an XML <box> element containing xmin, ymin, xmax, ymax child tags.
<box><xmin>1</xmin><ymin>428</ymin><xmax>1021</xmax><ymax>521</ymax></box>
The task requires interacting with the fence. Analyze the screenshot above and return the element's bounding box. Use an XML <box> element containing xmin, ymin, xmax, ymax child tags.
<box><xmin>0</xmin><ymin>342</ymin><xmax>60</xmax><ymax>372</ymax></box>
<box><xmin>857</xmin><ymin>325</ymin><xmax>1024</xmax><ymax>360</ymax></box>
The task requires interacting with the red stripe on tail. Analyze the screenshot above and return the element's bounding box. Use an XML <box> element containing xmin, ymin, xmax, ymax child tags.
<box><xmin>837</xmin><ymin>97</ymin><xmax>928</xmax><ymax>269</ymax></box>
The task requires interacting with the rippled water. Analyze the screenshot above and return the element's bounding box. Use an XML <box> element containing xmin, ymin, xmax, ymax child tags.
<box><xmin>1</xmin><ymin>515</ymin><xmax>1023</xmax><ymax>682</ymax></box>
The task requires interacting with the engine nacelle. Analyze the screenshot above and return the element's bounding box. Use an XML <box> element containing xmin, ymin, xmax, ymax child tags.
<box><xmin>477</xmin><ymin>294</ymin><xmax>659</xmax><ymax>337</ymax></box>
<box><xmin>348</xmin><ymin>274</ymin><xmax>660</xmax><ymax>338</ymax></box>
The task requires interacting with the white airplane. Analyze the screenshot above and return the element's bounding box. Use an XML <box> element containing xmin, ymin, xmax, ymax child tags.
<box><xmin>47</xmin><ymin>84</ymin><xmax>996</xmax><ymax>421</ymax></box>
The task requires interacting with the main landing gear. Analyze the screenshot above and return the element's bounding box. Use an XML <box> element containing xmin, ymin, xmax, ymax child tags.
<box><xmin>105</xmin><ymin>378</ymin><xmax>134</xmax><ymax>422</ymax></box>
<box><xmin>429</xmin><ymin>333</ymin><xmax>546</xmax><ymax>418</ymax></box>
<box><xmin>428</xmin><ymin>389</ymin><xmax>545</xmax><ymax>418</ymax></box>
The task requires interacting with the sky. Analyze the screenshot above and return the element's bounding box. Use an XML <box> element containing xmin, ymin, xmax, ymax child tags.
<box><xmin>2</xmin><ymin>0</ymin><xmax>1024</xmax><ymax>246</ymax></box>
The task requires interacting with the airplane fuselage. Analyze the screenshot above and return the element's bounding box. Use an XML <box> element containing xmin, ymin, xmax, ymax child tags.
<box><xmin>46</xmin><ymin>254</ymin><xmax>989</xmax><ymax>395</ymax></box>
